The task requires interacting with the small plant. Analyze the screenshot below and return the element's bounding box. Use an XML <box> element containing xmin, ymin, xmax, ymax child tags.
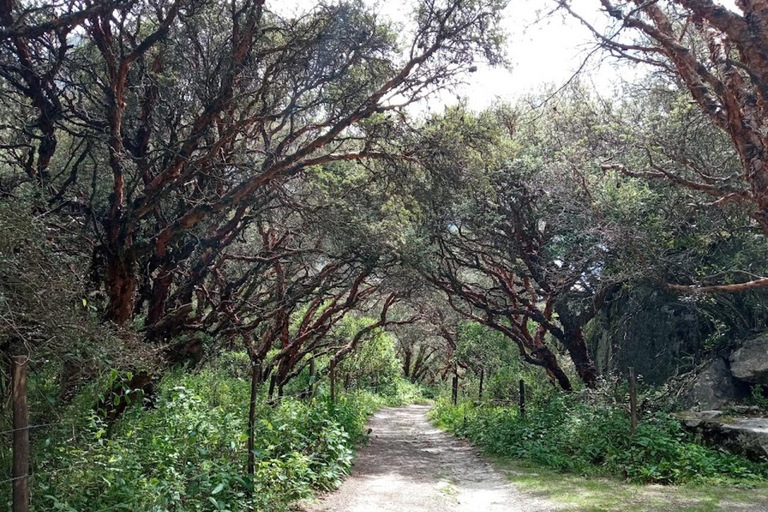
<box><xmin>747</xmin><ymin>385</ymin><xmax>768</xmax><ymax>410</ymax></box>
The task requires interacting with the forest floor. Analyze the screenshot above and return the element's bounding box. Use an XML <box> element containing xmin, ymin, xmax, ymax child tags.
<box><xmin>300</xmin><ymin>404</ymin><xmax>768</xmax><ymax>512</ymax></box>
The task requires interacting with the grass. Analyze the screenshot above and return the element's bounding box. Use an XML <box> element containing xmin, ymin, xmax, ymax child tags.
<box><xmin>493</xmin><ymin>458</ymin><xmax>768</xmax><ymax>512</ymax></box>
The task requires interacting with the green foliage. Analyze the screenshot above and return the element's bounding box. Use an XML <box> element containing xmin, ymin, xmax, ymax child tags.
<box><xmin>453</xmin><ymin>321</ymin><xmax>564</xmax><ymax>404</ymax></box>
<box><xmin>430</xmin><ymin>395</ymin><xmax>767</xmax><ymax>485</ymax></box>
<box><xmin>0</xmin><ymin>199</ymin><xmax>127</xmax><ymax>368</ymax></box>
<box><xmin>456</xmin><ymin>322</ymin><xmax>509</xmax><ymax>373</ymax></box>
<box><xmin>6</xmin><ymin>370</ymin><xmax>384</xmax><ymax>512</ymax></box>
<box><xmin>335</xmin><ymin>318</ymin><xmax>402</xmax><ymax>394</ymax></box>
<box><xmin>381</xmin><ymin>379</ymin><xmax>431</xmax><ymax>407</ymax></box>
<box><xmin>746</xmin><ymin>385</ymin><xmax>768</xmax><ymax>410</ymax></box>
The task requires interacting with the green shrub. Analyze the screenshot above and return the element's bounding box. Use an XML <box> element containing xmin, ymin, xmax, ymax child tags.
<box><xmin>430</xmin><ymin>395</ymin><xmax>768</xmax><ymax>485</ymax></box>
<box><xmin>382</xmin><ymin>379</ymin><xmax>430</xmax><ymax>406</ymax></box>
<box><xmin>8</xmin><ymin>370</ymin><xmax>383</xmax><ymax>512</ymax></box>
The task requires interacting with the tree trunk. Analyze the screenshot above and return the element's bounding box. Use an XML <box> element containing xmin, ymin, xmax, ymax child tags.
<box><xmin>105</xmin><ymin>251</ymin><xmax>135</xmax><ymax>326</ymax></box>
<box><xmin>146</xmin><ymin>264</ymin><xmax>173</xmax><ymax>328</ymax></box>
<box><xmin>402</xmin><ymin>348</ymin><xmax>411</xmax><ymax>379</ymax></box>
<box><xmin>561</xmin><ymin>324</ymin><xmax>598</xmax><ymax>388</ymax></box>
<box><xmin>12</xmin><ymin>356</ymin><xmax>29</xmax><ymax>512</ymax></box>
<box><xmin>532</xmin><ymin>343</ymin><xmax>572</xmax><ymax>391</ymax></box>
<box><xmin>552</xmin><ymin>304</ymin><xmax>598</xmax><ymax>389</ymax></box>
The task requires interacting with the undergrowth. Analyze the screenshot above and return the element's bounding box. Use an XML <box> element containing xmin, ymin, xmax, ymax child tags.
<box><xmin>2</xmin><ymin>368</ymin><xmax>421</xmax><ymax>512</ymax></box>
<box><xmin>430</xmin><ymin>395</ymin><xmax>768</xmax><ymax>485</ymax></box>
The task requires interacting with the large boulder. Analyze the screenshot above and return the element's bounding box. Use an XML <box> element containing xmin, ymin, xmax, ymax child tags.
<box><xmin>678</xmin><ymin>358</ymin><xmax>750</xmax><ymax>410</ymax></box>
<box><xmin>730</xmin><ymin>332</ymin><xmax>768</xmax><ymax>385</ymax></box>
<box><xmin>679</xmin><ymin>411</ymin><xmax>768</xmax><ymax>461</ymax></box>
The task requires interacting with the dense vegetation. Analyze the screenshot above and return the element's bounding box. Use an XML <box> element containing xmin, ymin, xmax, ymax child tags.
<box><xmin>0</xmin><ymin>351</ymin><xmax>423</xmax><ymax>511</ymax></box>
<box><xmin>3</xmin><ymin>0</ymin><xmax>768</xmax><ymax>510</ymax></box>
<box><xmin>432</xmin><ymin>396</ymin><xmax>767</xmax><ymax>485</ymax></box>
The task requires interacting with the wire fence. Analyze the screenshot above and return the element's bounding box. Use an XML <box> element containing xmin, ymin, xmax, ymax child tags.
<box><xmin>0</xmin><ymin>365</ymin><xmax>382</xmax><ymax>497</ymax></box>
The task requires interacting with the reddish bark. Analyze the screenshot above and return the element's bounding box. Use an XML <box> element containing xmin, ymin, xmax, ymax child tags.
<box><xmin>104</xmin><ymin>252</ymin><xmax>136</xmax><ymax>326</ymax></box>
<box><xmin>146</xmin><ymin>267</ymin><xmax>173</xmax><ymax>329</ymax></box>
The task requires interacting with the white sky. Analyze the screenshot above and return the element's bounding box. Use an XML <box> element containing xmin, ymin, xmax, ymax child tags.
<box><xmin>446</xmin><ymin>0</ymin><xmax>623</xmax><ymax>110</ymax></box>
<box><xmin>272</xmin><ymin>0</ymin><xmax>737</xmax><ymax>112</ymax></box>
<box><xmin>275</xmin><ymin>0</ymin><xmax>612</xmax><ymax>111</ymax></box>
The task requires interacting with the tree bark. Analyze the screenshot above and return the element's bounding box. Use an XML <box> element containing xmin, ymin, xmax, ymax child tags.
<box><xmin>559</xmin><ymin>321</ymin><xmax>598</xmax><ymax>388</ymax></box>
<box><xmin>554</xmin><ymin>304</ymin><xmax>599</xmax><ymax>389</ymax></box>
<box><xmin>146</xmin><ymin>263</ymin><xmax>173</xmax><ymax>328</ymax></box>
<box><xmin>104</xmin><ymin>250</ymin><xmax>135</xmax><ymax>326</ymax></box>
<box><xmin>402</xmin><ymin>348</ymin><xmax>412</xmax><ymax>379</ymax></box>
<box><xmin>538</xmin><ymin>347</ymin><xmax>573</xmax><ymax>391</ymax></box>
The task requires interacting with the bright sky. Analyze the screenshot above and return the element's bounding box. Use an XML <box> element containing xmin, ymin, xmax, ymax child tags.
<box><xmin>450</xmin><ymin>0</ymin><xmax>618</xmax><ymax>110</ymax></box>
<box><xmin>272</xmin><ymin>0</ymin><xmax>736</xmax><ymax>112</ymax></box>
<box><xmin>275</xmin><ymin>0</ymin><xmax>611</xmax><ymax>111</ymax></box>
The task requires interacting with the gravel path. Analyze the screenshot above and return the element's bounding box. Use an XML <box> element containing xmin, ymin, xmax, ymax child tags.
<box><xmin>303</xmin><ymin>404</ymin><xmax>559</xmax><ymax>512</ymax></box>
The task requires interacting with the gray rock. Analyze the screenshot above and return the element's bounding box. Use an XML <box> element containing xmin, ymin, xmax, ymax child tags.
<box><xmin>679</xmin><ymin>412</ymin><xmax>768</xmax><ymax>460</ymax></box>
<box><xmin>678</xmin><ymin>358</ymin><xmax>749</xmax><ymax>410</ymax></box>
<box><xmin>729</xmin><ymin>405</ymin><xmax>762</xmax><ymax>416</ymax></box>
<box><xmin>720</xmin><ymin>418</ymin><xmax>768</xmax><ymax>459</ymax></box>
<box><xmin>730</xmin><ymin>332</ymin><xmax>768</xmax><ymax>385</ymax></box>
<box><xmin>678</xmin><ymin>410</ymin><xmax>722</xmax><ymax>428</ymax></box>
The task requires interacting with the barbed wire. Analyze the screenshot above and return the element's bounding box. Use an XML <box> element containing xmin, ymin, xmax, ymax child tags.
<box><xmin>0</xmin><ymin>421</ymin><xmax>69</xmax><ymax>435</ymax></box>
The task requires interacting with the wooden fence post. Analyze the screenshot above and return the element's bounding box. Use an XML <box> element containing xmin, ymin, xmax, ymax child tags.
<box><xmin>308</xmin><ymin>357</ymin><xmax>316</xmax><ymax>398</ymax></box>
<box><xmin>267</xmin><ymin>374</ymin><xmax>276</xmax><ymax>405</ymax></box>
<box><xmin>330</xmin><ymin>359</ymin><xmax>336</xmax><ymax>404</ymax></box>
<box><xmin>478</xmin><ymin>367</ymin><xmax>484</xmax><ymax>400</ymax></box>
<box><xmin>247</xmin><ymin>359</ymin><xmax>262</xmax><ymax>479</ymax></box>
<box><xmin>519</xmin><ymin>379</ymin><xmax>525</xmax><ymax>419</ymax></box>
<box><xmin>12</xmin><ymin>355</ymin><xmax>30</xmax><ymax>512</ymax></box>
<box><xmin>629</xmin><ymin>367</ymin><xmax>638</xmax><ymax>435</ymax></box>
<box><xmin>451</xmin><ymin>372</ymin><xmax>459</xmax><ymax>405</ymax></box>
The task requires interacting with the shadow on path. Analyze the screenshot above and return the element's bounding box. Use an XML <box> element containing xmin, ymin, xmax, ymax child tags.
<box><xmin>303</xmin><ymin>404</ymin><xmax>560</xmax><ymax>512</ymax></box>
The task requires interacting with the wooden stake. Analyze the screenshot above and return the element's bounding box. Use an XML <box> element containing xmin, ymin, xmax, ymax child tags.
<box><xmin>12</xmin><ymin>355</ymin><xmax>30</xmax><ymax>512</ymax></box>
<box><xmin>267</xmin><ymin>374</ymin><xmax>276</xmax><ymax>405</ymax></box>
<box><xmin>629</xmin><ymin>367</ymin><xmax>638</xmax><ymax>435</ymax></box>
<box><xmin>451</xmin><ymin>372</ymin><xmax>459</xmax><ymax>405</ymax></box>
<box><xmin>330</xmin><ymin>359</ymin><xmax>336</xmax><ymax>404</ymax></box>
<box><xmin>478</xmin><ymin>367</ymin><xmax>484</xmax><ymax>400</ymax></box>
<box><xmin>247</xmin><ymin>360</ymin><xmax>262</xmax><ymax>479</ymax></box>
<box><xmin>308</xmin><ymin>357</ymin><xmax>316</xmax><ymax>398</ymax></box>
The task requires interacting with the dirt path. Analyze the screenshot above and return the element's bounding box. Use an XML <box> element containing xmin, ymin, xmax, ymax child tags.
<box><xmin>303</xmin><ymin>405</ymin><xmax>559</xmax><ymax>512</ymax></box>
